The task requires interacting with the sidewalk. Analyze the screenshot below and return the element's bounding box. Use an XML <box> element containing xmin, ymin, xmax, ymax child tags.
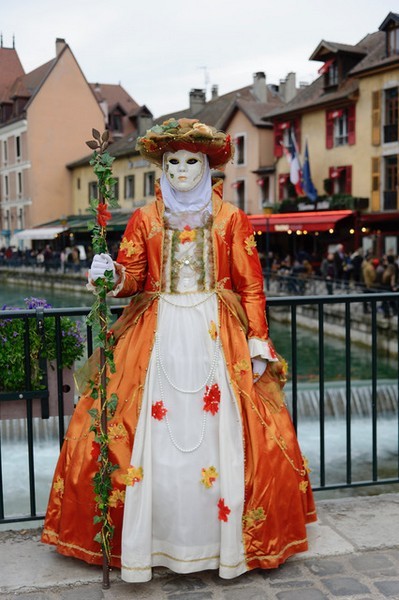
<box><xmin>1</xmin><ymin>493</ymin><xmax>399</xmax><ymax>599</ymax></box>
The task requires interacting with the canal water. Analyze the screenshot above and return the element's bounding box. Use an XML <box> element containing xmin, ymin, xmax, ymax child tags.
<box><xmin>0</xmin><ymin>283</ymin><xmax>398</xmax><ymax>519</ymax></box>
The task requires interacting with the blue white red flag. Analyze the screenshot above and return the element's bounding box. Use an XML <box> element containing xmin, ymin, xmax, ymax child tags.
<box><xmin>287</xmin><ymin>128</ymin><xmax>303</xmax><ymax>196</ymax></box>
<box><xmin>301</xmin><ymin>140</ymin><xmax>318</xmax><ymax>202</ymax></box>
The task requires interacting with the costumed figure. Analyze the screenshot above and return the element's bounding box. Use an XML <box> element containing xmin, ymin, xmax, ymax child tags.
<box><xmin>42</xmin><ymin>118</ymin><xmax>316</xmax><ymax>582</ymax></box>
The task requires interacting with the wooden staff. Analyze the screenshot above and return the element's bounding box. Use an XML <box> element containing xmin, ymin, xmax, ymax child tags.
<box><xmin>86</xmin><ymin>129</ymin><xmax>115</xmax><ymax>589</ymax></box>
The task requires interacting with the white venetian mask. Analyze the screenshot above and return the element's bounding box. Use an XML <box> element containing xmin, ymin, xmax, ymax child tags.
<box><xmin>164</xmin><ymin>150</ymin><xmax>205</xmax><ymax>192</ymax></box>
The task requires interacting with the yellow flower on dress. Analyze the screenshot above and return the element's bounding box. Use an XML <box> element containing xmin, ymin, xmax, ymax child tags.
<box><xmin>179</xmin><ymin>225</ymin><xmax>196</xmax><ymax>244</ymax></box>
<box><xmin>108</xmin><ymin>422</ymin><xmax>128</xmax><ymax>442</ymax></box>
<box><xmin>244</xmin><ymin>234</ymin><xmax>257</xmax><ymax>256</ymax></box>
<box><xmin>208</xmin><ymin>320</ymin><xmax>218</xmax><ymax>340</ymax></box>
<box><xmin>233</xmin><ymin>359</ymin><xmax>251</xmax><ymax>380</ymax></box>
<box><xmin>299</xmin><ymin>480</ymin><xmax>309</xmax><ymax>493</ymax></box>
<box><xmin>242</xmin><ymin>507</ymin><xmax>267</xmax><ymax>527</ymax></box>
<box><xmin>200</xmin><ymin>466</ymin><xmax>219</xmax><ymax>489</ymax></box>
<box><xmin>108</xmin><ymin>489</ymin><xmax>126</xmax><ymax>508</ymax></box>
<box><xmin>121</xmin><ymin>465</ymin><xmax>143</xmax><ymax>486</ymax></box>
<box><xmin>120</xmin><ymin>237</ymin><xmax>136</xmax><ymax>257</ymax></box>
<box><xmin>53</xmin><ymin>476</ymin><xmax>64</xmax><ymax>497</ymax></box>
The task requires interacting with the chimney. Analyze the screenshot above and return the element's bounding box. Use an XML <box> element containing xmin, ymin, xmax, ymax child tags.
<box><xmin>189</xmin><ymin>88</ymin><xmax>206</xmax><ymax>115</ymax></box>
<box><xmin>56</xmin><ymin>38</ymin><xmax>66</xmax><ymax>56</ymax></box>
<box><xmin>253</xmin><ymin>72</ymin><xmax>267</xmax><ymax>103</ymax></box>
<box><xmin>211</xmin><ymin>84</ymin><xmax>219</xmax><ymax>100</ymax></box>
<box><xmin>282</xmin><ymin>72</ymin><xmax>297</xmax><ymax>102</ymax></box>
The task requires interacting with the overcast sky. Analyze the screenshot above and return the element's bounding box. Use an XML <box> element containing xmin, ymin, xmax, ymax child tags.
<box><xmin>2</xmin><ymin>1</ymin><xmax>396</xmax><ymax>117</ymax></box>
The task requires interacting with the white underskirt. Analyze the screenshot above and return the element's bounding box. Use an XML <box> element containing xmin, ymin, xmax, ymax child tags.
<box><xmin>121</xmin><ymin>292</ymin><xmax>246</xmax><ymax>582</ymax></box>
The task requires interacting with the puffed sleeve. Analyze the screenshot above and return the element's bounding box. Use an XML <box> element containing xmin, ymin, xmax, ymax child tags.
<box><xmin>109</xmin><ymin>208</ymin><xmax>148</xmax><ymax>298</ymax></box>
<box><xmin>229</xmin><ymin>209</ymin><xmax>277</xmax><ymax>361</ymax></box>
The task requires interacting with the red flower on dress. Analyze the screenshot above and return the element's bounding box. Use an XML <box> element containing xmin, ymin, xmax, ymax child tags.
<box><xmin>218</xmin><ymin>498</ymin><xmax>231</xmax><ymax>522</ymax></box>
<box><xmin>203</xmin><ymin>383</ymin><xmax>221</xmax><ymax>415</ymax></box>
<box><xmin>91</xmin><ymin>441</ymin><xmax>101</xmax><ymax>460</ymax></box>
<box><xmin>96</xmin><ymin>203</ymin><xmax>112</xmax><ymax>227</ymax></box>
<box><xmin>152</xmin><ymin>400</ymin><xmax>167</xmax><ymax>421</ymax></box>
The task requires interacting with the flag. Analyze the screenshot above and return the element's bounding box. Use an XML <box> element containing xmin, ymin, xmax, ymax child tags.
<box><xmin>301</xmin><ymin>140</ymin><xmax>318</xmax><ymax>202</ymax></box>
<box><xmin>288</xmin><ymin>128</ymin><xmax>303</xmax><ymax>196</ymax></box>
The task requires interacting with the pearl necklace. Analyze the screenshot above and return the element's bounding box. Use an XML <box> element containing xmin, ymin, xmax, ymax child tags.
<box><xmin>160</xmin><ymin>291</ymin><xmax>215</xmax><ymax>308</ymax></box>
<box><xmin>155</xmin><ymin>332</ymin><xmax>220</xmax><ymax>394</ymax></box>
<box><xmin>154</xmin><ymin>332</ymin><xmax>220</xmax><ymax>454</ymax></box>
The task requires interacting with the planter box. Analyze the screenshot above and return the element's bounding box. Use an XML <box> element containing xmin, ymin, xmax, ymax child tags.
<box><xmin>0</xmin><ymin>362</ymin><xmax>75</xmax><ymax>420</ymax></box>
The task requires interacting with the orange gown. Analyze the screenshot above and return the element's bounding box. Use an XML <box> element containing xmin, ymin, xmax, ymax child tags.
<box><xmin>41</xmin><ymin>178</ymin><xmax>316</xmax><ymax>574</ymax></box>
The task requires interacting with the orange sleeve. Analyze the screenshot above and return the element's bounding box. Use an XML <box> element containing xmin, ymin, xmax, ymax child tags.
<box><xmin>229</xmin><ymin>209</ymin><xmax>269</xmax><ymax>341</ymax></box>
<box><xmin>113</xmin><ymin>209</ymin><xmax>149</xmax><ymax>298</ymax></box>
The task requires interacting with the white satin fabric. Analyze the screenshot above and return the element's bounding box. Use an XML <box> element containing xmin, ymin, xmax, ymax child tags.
<box><xmin>121</xmin><ymin>238</ymin><xmax>246</xmax><ymax>581</ymax></box>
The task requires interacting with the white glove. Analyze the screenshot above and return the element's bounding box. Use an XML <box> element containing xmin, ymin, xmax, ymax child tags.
<box><xmin>251</xmin><ymin>357</ymin><xmax>267</xmax><ymax>382</ymax></box>
<box><xmin>89</xmin><ymin>253</ymin><xmax>116</xmax><ymax>282</ymax></box>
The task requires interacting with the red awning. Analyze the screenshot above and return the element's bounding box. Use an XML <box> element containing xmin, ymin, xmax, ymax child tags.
<box><xmin>249</xmin><ymin>210</ymin><xmax>354</xmax><ymax>233</ymax></box>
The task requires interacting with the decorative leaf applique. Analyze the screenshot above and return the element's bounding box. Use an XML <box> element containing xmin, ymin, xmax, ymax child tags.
<box><xmin>244</xmin><ymin>234</ymin><xmax>257</xmax><ymax>256</ymax></box>
<box><xmin>108</xmin><ymin>489</ymin><xmax>125</xmax><ymax>508</ymax></box>
<box><xmin>53</xmin><ymin>476</ymin><xmax>64</xmax><ymax>497</ymax></box>
<box><xmin>299</xmin><ymin>480</ymin><xmax>309</xmax><ymax>494</ymax></box>
<box><xmin>233</xmin><ymin>359</ymin><xmax>251</xmax><ymax>380</ymax></box>
<box><xmin>108</xmin><ymin>422</ymin><xmax>128</xmax><ymax>442</ymax></box>
<box><xmin>218</xmin><ymin>498</ymin><xmax>231</xmax><ymax>522</ymax></box>
<box><xmin>120</xmin><ymin>237</ymin><xmax>136</xmax><ymax>257</ymax></box>
<box><xmin>152</xmin><ymin>400</ymin><xmax>168</xmax><ymax>421</ymax></box>
<box><xmin>242</xmin><ymin>507</ymin><xmax>266</xmax><ymax>527</ymax></box>
<box><xmin>200</xmin><ymin>466</ymin><xmax>219</xmax><ymax>489</ymax></box>
<box><xmin>208</xmin><ymin>320</ymin><xmax>218</xmax><ymax>340</ymax></box>
<box><xmin>302</xmin><ymin>455</ymin><xmax>311</xmax><ymax>474</ymax></box>
<box><xmin>91</xmin><ymin>441</ymin><xmax>101</xmax><ymax>460</ymax></box>
<box><xmin>121</xmin><ymin>465</ymin><xmax>143</xmax><ymax>486</ymax></box>
<box><xmin>203</xmin><ymin>383</ymin><xmax>221</xmax><ymax>415</ymax></box>
<box><xmin>179</xmin><ymin>225</ymin><xmax>196</xmax><ymax>244</ymax></box>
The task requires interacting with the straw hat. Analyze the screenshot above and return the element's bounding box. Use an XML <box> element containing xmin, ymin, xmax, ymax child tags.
<box><xmin>136</xmin><ymin>118</ymin><xmax>233</xmax><ymax>169</ymax></box>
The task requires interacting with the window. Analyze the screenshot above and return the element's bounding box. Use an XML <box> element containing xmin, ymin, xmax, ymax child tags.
<box><xmin>327</xmin><ymin>62</ymin><xmax>338</xmax><ymax>87</ymax></box>
<box><xmin>112</xmin><ymin>177</ymin><xmax>119</xmax><ymax>201</ymax></box>
<box><xmin>3</xmin><ymin>140</ymin><xmax>7</xmax><ymax>164</ymax></box>
<box><xmin>326</xmin><ymin>106</ymin><xmax>356</xmax><ymax>148</ymax></box>
<box><xmin>88</xmin><ymin>181</ymin><xmax>98</xmax><ymax>200</ymax></box>
<box><xmin>384</xmin><ymin>155</ymin><xmax>398</xmax><ymax>210</ymax></box>
<box><xmin>388</xmin><ymin>26</ymin><xmax>399</xmax><ymax>56</ymax></box>
<box><xmin>274</xmin><ymin>119</ymin><xmax>301</xmax><ymax>157</ymax></box>
<box><xmin>16</xmin><ymin>136</ymin><xmax>21</xmax><ymax>159</ymax></box>
<box><xmin>235</xmin><ymin>135</ymin><xmax>245</xmax><ymax>165</ymax></box>
<box><xmin>17</xmin><ymin>207</ymin><xmax>23</xmax><ymax>230</ymax></box>
<box><xmin>278</xmin><ymin>174</ymin><xmax>290</xmax><ymax>201</ymax></box>
<box><xmin>110</xmin><ymin>113</ymin><xmax>123</xmax><ymax>133</ymax></box>
<box><xmin>329</xmin><ymin>165</ymin><xmax>352</xmax><ymax>195</ymax></box>
<box><xmin>334</xmin><ymin>112</ymin><xmax>348</xmax><ymax>146</ymax></box>
<box><xmin>4</xmin><ymin>175</ymin><xmax>9</xmax><ymax>197</ymax></box>
<box><xmin>144</xmin><ymin>171</ymin><xmax>155</xmax><ymax>197</ymax></box>
<box><xmin>125</xmin><ymin>175</ymin><xmax>135</xmax><ymax>199</ymax></box>
<box><xmin>17</xmin><ymin>172</ymin><xmax>22</xmax><ymax>196</ymax></box>
<box><xmin>384</xmin><ymin>88</ymin><xmax>398</xmax><ymax>143</ymax></box>
<box><xmin>235</xmin><ymin>180</ymin><xmax>245</xmax><ymax>210</ymax></box>
<box><xmin>77</xmin><ymin>178</ymin><xmax>81</xmax><ymax>190</ymax></box>
<box><xmin>257</xmin><ymin>177</ymin><xmax>270</xmax><ymax>207</ymax></box>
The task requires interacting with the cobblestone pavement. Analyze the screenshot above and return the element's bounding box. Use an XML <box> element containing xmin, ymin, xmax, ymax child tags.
<box><xmin>1</xmin><ymin>548</ymin><xmax>399</xmax><ymax>599</ymax></box>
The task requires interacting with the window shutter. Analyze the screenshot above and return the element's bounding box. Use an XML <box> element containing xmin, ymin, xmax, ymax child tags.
<box><xmin>274</xmin><ymin>123</ymin><xmax>283</xmax><ymax>157</ymax></box>
<box><xmin>347</xmin><ymin>105</ymin><xmax>356</xmax><ymax>145</ymax></box>
<box><xmin>345</xmin><ymin>165</ymin><xmax>352</xmax><ymax>194</ymax></box>
<box><xmin>326</xmin><ymin>112</ymin><xmax>334</xmax><ymax>149</ymax></box>
<box><xmin>371</xmin><ymin>91</ymin><xmax>381</xmax><ymax>146</ymax></box>
<box><xmin>293</xmin><ymin>118</ymin><xmax>301</xmax><ymax>152</ymax></box>
<box><xmin>371</xmin><ymin>157</ymin><xmax>380</xmax><ymax>211</ymax></box>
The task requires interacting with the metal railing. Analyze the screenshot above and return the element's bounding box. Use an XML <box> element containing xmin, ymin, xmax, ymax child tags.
<box><xmin>0</xmin><ymin>293</ymin><xmax>398</xmax><ymax>524</ymax></box>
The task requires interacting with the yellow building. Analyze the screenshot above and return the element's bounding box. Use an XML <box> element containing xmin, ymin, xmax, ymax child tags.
<box><xmin>267</xmin><ymin>11</ymin><xmax>399</xmax><ymax>256</ymax></box>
